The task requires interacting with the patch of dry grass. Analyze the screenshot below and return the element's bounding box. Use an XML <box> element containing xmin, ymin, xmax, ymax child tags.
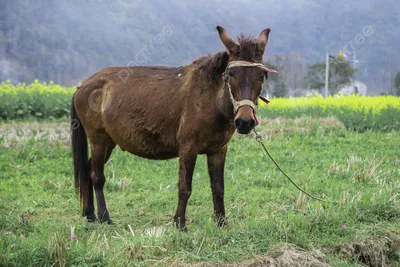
<box><xmin>328</xmin><ymin>154</ymin><xmax>385</xmax><ymax>183</ymax></box>
<box><xmin>191</xmin><ymin>244</ymin><xmax>330</xmax><ymax>267</ymax></box>
<box><xmin>0</xmin><ymin>121</ymin><xmax>70</xmax><ymax>147</ymax></box>
<box><xmin>242</xmin><ymin>117</ymin><xmax>345</xmax><ymax>138</ymax></box>
<box><xmin>337</xmin><ymin>231</ymin><xmax>400</xmax><ymax>267</ymax></box>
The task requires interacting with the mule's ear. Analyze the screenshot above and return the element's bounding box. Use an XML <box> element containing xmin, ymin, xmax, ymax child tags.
<box><xmin>216</xmin><ymin>26</ymin><xmax>239</xmax><ymax>55</ymax></box>
<box><xmin>257</xmin><ymin>28</ymin><xmax>271</xmax><ymax>50</ymax></box>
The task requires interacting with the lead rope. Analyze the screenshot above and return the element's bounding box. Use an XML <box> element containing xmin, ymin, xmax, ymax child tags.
<box><xmin>253</xmin><ymin>129</ymin><xmax>339</xmax><ymax>203</ymax></box>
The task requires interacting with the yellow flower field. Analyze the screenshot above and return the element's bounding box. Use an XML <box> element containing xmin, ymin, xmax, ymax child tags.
<box><xmin>0</xmin><ymin>80</ymin><xmax>75</xmax><ymax>97</ymax></box>
<box><xmin>259</xmin><ymin>94</ymin><xmax>400</xmax><ymax>114</ymax></box>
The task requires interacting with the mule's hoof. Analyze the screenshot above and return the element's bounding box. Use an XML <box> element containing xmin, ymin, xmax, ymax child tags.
<box><xmin>218</xmin><ymin>219</ymin><xmax>228</xmax><ymax>227</ymax></box>
<box><xmin>86</xmin><ymin>214</ymin><xmax>97</xmax><ymax>223</ymax></box>
<box><xmin>213</xmin><ymin>215</ymin><xmax>228</xmax><ymax>227</ymax></box>
<box><xmin>82</xmin><ymin>210</ymin><xmax>97</xmax><ymax>222</ymax></box>
<box><xmin>218</xmin><ymin>221</ymin><xmax>228</xmax><ymax>227</ymax></box>
<box><xmin>98</xmin><ymin>210</ymin><xmax>112</xmax><ymax>224</ymax></box>
<box><xmin>98</xmin><ymin>217</ymin><xmax>113</xmax><ymax>224</ymax></box>
<box><xmin>173</xmin><ymin>216</ymin><xmax>187</xmax><ymax>231</ymax></box>
<box><xmin>173</xmin><ymin>216</ymin><xmax>179</xmax><ymax>228</ymax></box>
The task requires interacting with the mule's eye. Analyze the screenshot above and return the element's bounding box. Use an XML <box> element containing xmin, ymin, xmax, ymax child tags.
<box><xmin>260</xmin><ymin>76</ymin><xmax>264</xmax><ymax>82</ymax></box>
<box><xmin>229</xmin><ymin>72</ymin><xmax>234</xmax><ymax>77</ymax></box>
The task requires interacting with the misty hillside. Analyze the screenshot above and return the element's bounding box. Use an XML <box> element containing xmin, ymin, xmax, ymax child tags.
<box><xmin>0</xmin><ymin>0</ymin><xmax>399</xmax><ymax>94</ymax></box>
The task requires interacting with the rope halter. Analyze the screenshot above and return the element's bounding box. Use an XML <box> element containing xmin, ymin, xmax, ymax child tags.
<box><xmin>222</xmin><ymin>60</ymin><xmax>277</xmax><ymax>114</ymax></box>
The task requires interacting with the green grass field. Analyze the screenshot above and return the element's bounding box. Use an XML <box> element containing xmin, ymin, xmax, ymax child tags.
<box><xmin>1</xmin><ymin>117</ymin><xmax>399</xmax><ymax>266</ymax></box>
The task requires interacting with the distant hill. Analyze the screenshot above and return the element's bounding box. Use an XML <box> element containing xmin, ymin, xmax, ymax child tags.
<box><xmin>0</xmin><ymin>0</ymin><xmax>399</xmax><ymax>94</ymax></box>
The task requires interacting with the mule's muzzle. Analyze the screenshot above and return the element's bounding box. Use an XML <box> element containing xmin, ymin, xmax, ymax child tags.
<box><xmin>235</xmin><ymin>117</ymin><xmax>256</xmax><ymax>134</ymax></box>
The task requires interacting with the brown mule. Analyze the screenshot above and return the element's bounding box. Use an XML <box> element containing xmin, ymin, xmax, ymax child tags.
<box><xmin>71</xmin><ymin>26</ymin><xmax>273</xmax><ymax>230</ymax></box>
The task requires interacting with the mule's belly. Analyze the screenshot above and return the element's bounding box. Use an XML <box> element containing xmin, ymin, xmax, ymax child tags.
<box><xmin>121</xmin><ymin>137</ymin><xmax>179</xmax><ymax>160</ymax></box>
<box><xmin>104</xmin><ymin>120</ymin><xmax>179</xmax><ymax>160</ymax></box>
<box><xmin>124</xmin><ymin>146</ymin><xmax>178</xmax><ymax>160</ymax></box>
<box><xmin>105</xmin><ymin>120</ymin><xmax>233</xmax><ymax>159</ymax></box>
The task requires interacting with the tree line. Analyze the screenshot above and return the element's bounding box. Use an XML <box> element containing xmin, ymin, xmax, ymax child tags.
<box><xmin>264</xmin><ymin>53</ymin><xmax>400</xmax><ymax>97</ymax></box>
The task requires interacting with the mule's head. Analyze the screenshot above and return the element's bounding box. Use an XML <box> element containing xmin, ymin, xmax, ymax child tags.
<box><xmin>217</xmin><ymin>26</ymin><xmax>271</xmax><ymax>134</ymax></box>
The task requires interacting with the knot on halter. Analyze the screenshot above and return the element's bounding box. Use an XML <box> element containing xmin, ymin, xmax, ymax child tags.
<box><xmin>222</xmin><ymin>60</ymin><xmax>277</xmax><ymax>114</ymax></box>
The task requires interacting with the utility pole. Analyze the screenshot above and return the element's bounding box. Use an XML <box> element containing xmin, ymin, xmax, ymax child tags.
<box><xmin>390</xmin><ymin>50</ymin><xmax>394</xmax><ymax>95</ymax></box>
<box><xmin>390</xmin><ymin>70</ymin><xmax>393</xmax><ymax>95</ymax></box>
<box><xmin>325</xmin><ymin>52</ymin><xmax>329</xmax><ymax>97</ymax></box>
<box><xmin>353</xmin><ymin>50</ymin><xmax>357</xmax><ymax>94</ymax></box>
<box><xmin>348</xmin><ymin>49</ymin><xmax>365</xmax><ymax>94</ymax></box>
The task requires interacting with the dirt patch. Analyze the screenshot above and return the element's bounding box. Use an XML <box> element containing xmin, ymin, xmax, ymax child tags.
<box><xmin>192</xmin><ymin>244</ymin><xmax>330</xmax><ymax>267</ymax></box>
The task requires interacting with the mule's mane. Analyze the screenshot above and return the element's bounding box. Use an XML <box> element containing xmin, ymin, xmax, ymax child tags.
<box><xmin>193</xmin><ymin>51</ymin><xmax>229</xmax><ymax>83</ymax></box>
<box><xmin>192</xmin><ymin>34</ymin><xmax>263</xmax><ymax>84</ymax></box>
<box><xmin>235</xmin><ymin>33</ymin><xmax>264</xmax><ymax>62</ymax></box>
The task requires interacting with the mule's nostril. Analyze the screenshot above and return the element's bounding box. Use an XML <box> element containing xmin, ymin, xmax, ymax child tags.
<box><xmin>234</xmin><ymin>119</ymin><xmax>242</xmax><ymax>128</ymax></box>
<box><xmin>248</xmin><ymin>119</ymin><xmax>255</xmax><ymax>129</ymax></box>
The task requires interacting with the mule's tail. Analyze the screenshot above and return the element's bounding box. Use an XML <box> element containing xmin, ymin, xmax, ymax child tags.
<box><xmin>71</xmin><ymin>94</ymin><xmax>89</xmax><ymax>205</ymax></box>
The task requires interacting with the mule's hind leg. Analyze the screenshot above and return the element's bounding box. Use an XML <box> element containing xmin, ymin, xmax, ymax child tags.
<box><xmin>90</xmin><ymin>140</ymin><xmax>115</xmax><ymax>224</ymax></box>
<box><xmin>82</xmin><ymin>162</ymin><xmax>96</xmax><ymax>222</ymax></box>
<box><xmin>83</xmin><ymin>144</ymin><xmax>115</xmax><ymax>222</ymax></box>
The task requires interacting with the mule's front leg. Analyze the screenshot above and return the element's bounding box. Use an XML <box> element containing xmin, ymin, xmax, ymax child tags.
<box><xmin>174</xmin><ymin>145</ymin><xmax>197</xmax><ymax>231</ymax></box>
<box><xmin>207</xmin><ymin>146</ymin><xmax>228</xmax><ymax>227</ymax></box>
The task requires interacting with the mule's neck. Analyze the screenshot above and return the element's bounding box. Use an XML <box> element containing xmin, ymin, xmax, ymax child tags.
<box><xmin>216</xmin><ymin>79</ymin><xmax>235</xmax><ymax>120</ymax></box>
<box><xmin>198</xmin><ymin>51</ymin><xmax>235</xmax><ymax>121</ymax></box>
<box><xmin>190</xmin><ymin>50</ymin><xmax>235</xmax><ymax>123</ymax></box>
